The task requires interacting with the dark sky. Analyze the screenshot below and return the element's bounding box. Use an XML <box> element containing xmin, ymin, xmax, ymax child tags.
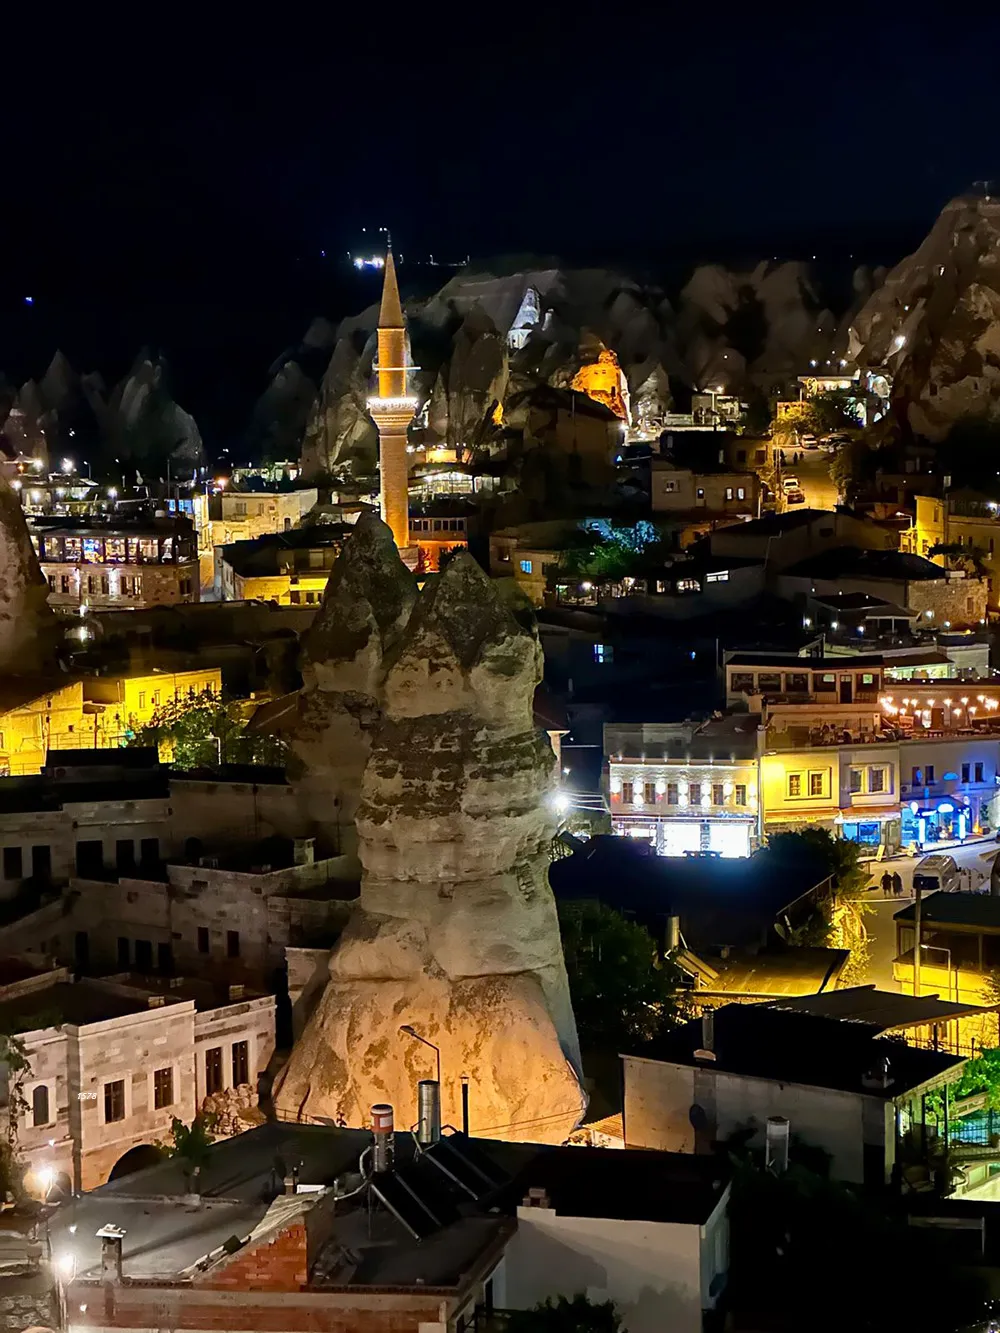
<box><xmin>2</xmin><ymin>8</ymin><xmax>999</xmax><ymax>442</ymax></box>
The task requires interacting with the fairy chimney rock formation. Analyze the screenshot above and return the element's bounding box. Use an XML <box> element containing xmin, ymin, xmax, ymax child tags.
<box><xmin>285</xmin><ymin>512</ymin><xmax>416</xmax><ymax>858</ymax></box>
<box><xmin>0</xmin><ymin>477</ymin><xmax>56</xmax><ymax>674</ymax></box>
<box><xmin>275</xmin><ymin>548</ymin><xmax>585</xmax><ymax>1141</ymax></box>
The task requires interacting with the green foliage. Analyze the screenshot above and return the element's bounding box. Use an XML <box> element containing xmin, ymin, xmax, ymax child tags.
<box><xmin>126</xmin><ymin>689</ymin><xmax>286</xmax><ymax>769</ymax></box>
<box><xmin>506</xmin><ymin>1294</ymin><xmax>621</xmax><ymax>1333</ymax></box>
<box><xmin>767</xmin><ymin>828</ymin><xmax>872</xmax><ymax>981</ymax></box>
<box><xmin>952</xmin><ymin>1046</ymin><xmax>1000</xmax><ymax>1109</ymax></box>
<box><xmin>726</xmin><ymin>1151</ymin><xmax>989</xmax><ymax>1331</ymax></box>
<box><xmin>558</xmin><ymin>900</ymin><xmax>686</xmax><ymax>1051</ymax></box>
<box><xmin>157</xmin><ymin>1113</ymin><xmax>217</xmax><ymax>1172</ymax></box>
<box><xmin>0</xmin><ymin>1029</ymin><xmax>31</xmax><ymax>1203</ymax></box>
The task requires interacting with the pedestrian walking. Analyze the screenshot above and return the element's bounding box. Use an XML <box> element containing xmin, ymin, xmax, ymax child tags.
<box><xmin>892</xmin><ymin>871</ymin><xmax>903</xmax><ymax>897</ymax></box>
<box><xmin>881</xmin><ymin>870</ymin><xmax>893</xmax><ymax>896</ymax></box>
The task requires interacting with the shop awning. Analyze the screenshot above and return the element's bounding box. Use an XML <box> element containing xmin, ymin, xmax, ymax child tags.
<box><xmin>836</xmin><ymin>806</ymin><xmax>901</xmax><ymax>823</ymax></box>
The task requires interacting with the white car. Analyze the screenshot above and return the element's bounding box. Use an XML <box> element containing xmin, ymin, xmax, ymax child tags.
<box><xmin>782</xmin><ymin>476</ymin><xmax>800</xmax><ymax>492</ymax></box>
<box><xmin>799</xmin><ymin>433</ymin><xmax>818</xmax><ymax>446</ymax></box>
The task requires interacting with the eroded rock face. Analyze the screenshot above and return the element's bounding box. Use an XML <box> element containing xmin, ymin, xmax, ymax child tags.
<box><xmin>0</xmin><ymin>477</ymin><xmax>56</xmax><ymax>673</ymax></box>
<box><xmin>275</xmin><ymin>549</ymin><xmax>584</xmax><ymax>1142</ymax></box>
<box><xmin>283</xmin><ymin>512</ymin><xmax>416</xmax><ymax>859</ymax></box>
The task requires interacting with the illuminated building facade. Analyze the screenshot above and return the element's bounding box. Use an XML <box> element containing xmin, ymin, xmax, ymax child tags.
<box><xmin>33</xmin><ymin>517</ymin><xmax>199</xmax><ymax>611</ymax></box>
<box><xmin>367</xmin><ymin>251</ymin><xmax>417</xmax><ymax>549</ymax></box>
<box><xmin>571</xmin><ymin>346</ymin><xmax>631</xmax><ymax>423</ymax></box>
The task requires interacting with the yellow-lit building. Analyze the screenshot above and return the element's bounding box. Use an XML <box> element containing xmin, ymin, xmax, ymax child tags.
<box><xmin>0</xmin><ymin>668</ymin><xmax>224</xmax><ymax>775</ymax></box>
<box><xmin>572</xmin><ymin>347</ymin><xmax>631</xmax><ymax>423</ymax></box>
<box><xmin>907</xmin><ymin>493</ymin><xmax>1000</xmax><ymax>604</ymax></box>
<box><xmin>217</xmin><ymin>529</ymin><xmax>349</xmax><ymax>604</ymax></box>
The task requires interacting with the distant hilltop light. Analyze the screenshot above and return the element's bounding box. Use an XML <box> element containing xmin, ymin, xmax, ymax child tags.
<box><xmin>23</xmin><ymin>296</ymin><xmax>32</xmax><ymax>304</ymax></box>
<box><xmin>352</xmin><ymin>255</ymin><xmax>386</xmax><ymax>270</ymax></box>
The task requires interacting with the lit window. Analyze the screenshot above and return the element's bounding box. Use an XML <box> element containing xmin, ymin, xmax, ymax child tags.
<box><xmin>725</xmin><ymin>488</ymin><xmax>734</xmax><ymax>501</ymax></box>
<box><xmin>666</xmin><ymin>782</ymin><xmax>678</xmax><ymax>805</ymax></box>
<box><xmin>621</xmin><ymin>780</ymin><xmax>634</xmax><ymax>804</ymax></box>
<box><xmin>868</xmin><ymin>768</ymin><xmax>885</xmax><ymax>794</ymax></box>
<box><xmin>696</xmin><ymin>488</ymin><xmax>705</xmax><ymax>500</ymax></box>
<box><xmin>643</xmin><ymin>782</ymin><xmax>656</xmax><ymax>805</ymax></box>
<box><xmin>705</xmin><ymin>570</ymin><xmax>729</xmax><ymax>584</ymax></box>
<box><xmin>593</xmin><ymin>644</ymin><xmax>613</xmax><ymax>663</ymax></box>
<box><xmin>976</xmin><ymin>762</ymin><xmax>985</xmax><ymax>783</ymax></box>
<box><xmin>788</xmin><ymin>773</ymin><xmax>802</xmax><ymax>797</ymax></box>
<box><xmin>849</xmin><ymin>768</ymin><xmax>862</xmax><ymax>794</ymax></box>
<box><xmin>737</xmin><ymin>487</ymin><xmax>746</xmax><ymax>500</ymax></box>
<box><xmin>519</xmin><ymin>559</ymin><xmax>533</xmax><ymax>574</ymax></box>
<box><xmin>712</xmin><ymin>783</ymin><xmax>724</xmax><ymax>805</ymax></box>
<box><xmin>734</xmin><ymin>784</ymin><xmax>747</xmax><ymax>806</ymax></box>
<box><xmin>31</xmin><ymin>1084</ymin><xmax>50</xmax><ymax>1127</ymax></box>
<box><xmin>809</xmin><ymin>771</ymin><xmax>824</xmax><ymax>797</ymax></box>
<box><xmin>676</xmin><ymin>578</ymin><xmax>701</xmax><ymax>593</ymax></box>
<box><xmin>663</xmin><ymin>480</ymin><xmax>678</xmax><ymax>493</ymax></box>
<box><xmin>689</xmin><ymin>782</ymin><xmax>702</xmax><ymax>805</ymax></box>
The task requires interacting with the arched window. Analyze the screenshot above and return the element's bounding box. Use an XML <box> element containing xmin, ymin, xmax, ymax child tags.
<box><xmin>32</xmin><ymin>1084</ymin><xmax>49</xmax><ymax>1127</ymax></box>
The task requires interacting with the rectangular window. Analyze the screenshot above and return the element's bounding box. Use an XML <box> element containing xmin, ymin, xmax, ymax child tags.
<box><xmin>813</xmin><ymin>673</ymin><xmax>836</xmax><ymax>692</ymax></box>
<box><xmin>205</xmin><ymin>1047</ymin><xmax>223</xmax><ymax>1096</ymax></box>
<box><xmin>712</xmin><ymin>783</ymin><xmax>725</xmax><ymax>805</ymax></box>
<box><xmin>788</xmin><ymin>773</ymin><xmax>802</xmax><ymax>797</ymax></box>
<box><xmin>734</xmin><ymin>784</ymin><xmax>747</xmax><ymax>806</ymax></box>
<box><xmin>976</xmin><ymin>762</ymin><xmax>985</xmax><ymax>783</ymax></box>
<box><xmin>140</xmin><ymin>838</ymin><xmax>159</xmax><ymax>864</ymax></box>
<box><xmin>869</xmin><ymin>767</ymin><xmax>885</xmax><ymax>794</ymax></box>
<box><xmin>786</xmin><ymin>672</ymin><xmax>808</xmax><ymax>693</ymax></box>
<box><xmin>705</xmin><ymin>570</ymin><xmax>729</xmax><ymax>584</ymax></box>
<box><xmin>725</xmin><ymin>487</ymin><xmax>734</xmax><ymax>501</ymax></box>
<box><xmin>134</xmin><ymin>939</ymin><xmax>153</xmax><ymax>971</ymax></box>
<box><xmin>621</xmin><ymin>780</ymin><xmax>633</xmax><ymax>804</ymax></box>
<box><xmin>104</xmin><ymin>1079</ymin><xmax>126</xmax><ymax>1123</ymax></box>
<box><xmin>643</xmin><ymin>782</ymin><xmax>656</xmax><ymax>805</ymax></box>
<box><xmin>519</xmin><ymin>559</ymin><xmax>533</xmax><ymax>574</ymax></box>
<box><xmin>31</xmin><ymin>845</ymin><xmax>51</xmax><ymax>880</ymax></box>
<box><xmin>138</xmin><ymin>691</ymin><xmax>146</xmax><ymax>709</ymax></box>
<box><xmin>2</xmin><ymin>847</ymin><xmax>22</xmax><ymax>880</ymax></box>
<box><xmin>153</xmin><ymin>1067</ymin><xmax>174</xmax><ymax>1110</ymax></box>
<box><xmin>861</xmin><ymin>673</ymin><xmax>875</xmax><ymax>685</ymax></box>
<box><xmin>593</xmin><ymin>644</ymin><xmax>613</xmax><ymax>663</ymax></box>
<box><xmin>663</xmin><ymin>480</ymin><xmax>678</xmax><ymax>493</ymax></box>
<box><xmin>232</xmin><ymin>1040</ymin><xmax>249</xmax><ymax>1088</ymax></box>
<box><xmin>666</xmin><ymin>782</ymin><xmax>679</xmax><ymax>805</ymax></box>
<box><xmin>226</xmin><ymin>930</ymin><xmax>240</xmax><ymax>959</ymax></box>
<box><xmin>31</xmin><ymin>1084</ymin><xmax>50</xmax><ymax>1127</ymax></box>
<box><xmin>101</xmin><ymin>575</ymin><xmax>109</xmax><ymax>595</ymax></box>
<box><xmin>115</xmin><ymin>839</ymin><xmax>135</xmax><ymax>872</ymax></box>
<box><xmin>157</xmin><ymin>942</ymin><xmax>173</xmax><ymax>974</ymax></box>
<box><xmin>962</xmin><ymin>763</ymin><xmax>971</xmax><ymax>783</ymax></box>
<box><xmin>197</xmin><ymin>926</ymin><xmax>209</xmax><ymax>954</ymax></box>
<box><xmin>696</xmin><ymin>488</ymin><xmax>705</xmax><ymax>500</ymax></box>
<box><xmin>927</xmin><ymin>765</ymin><xmax>935</xmax><ymax>783</ymax></box>
<box><xmin>849</xmin><ymin>769</ymin><xmax>862</xmax><ymax>794</ymax></box>
<box><xmin>911</xmin><ymin>767</ymin><xmax>922</xmax><ymax>786</ymax></box>
<box><xmin>809</xmin><ymin>771</ymin><xmax>824</xmax><ymax>797</ymax></box>
<box><xmin>737</xmin><ymin>487</ymin><xmax>746</xmax><ymax>500</ymax></box>
<box><xmin>60</xmin><ymin>574</ymin><xmax>70</xmax><ymax>594</ymax></box>
<box><xmin>117</xmin><ymin>936</ymin><xmax>129</xmax><ymax>967</ymax></box>
<box><xmin>689</xmin><ymin>782</ymin><xmax>702</xmax><ymax>806</ymax></box>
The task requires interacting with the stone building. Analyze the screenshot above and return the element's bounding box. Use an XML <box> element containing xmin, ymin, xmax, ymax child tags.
<box><xmin>1</xmin><ymin>965</ymin><xmax>274</xmax><ymax>1192</ymax></box>
<box><xmin>32</xmin><ymin>515</ymin><xmax>200</xmax><ymax>611</ymax></box>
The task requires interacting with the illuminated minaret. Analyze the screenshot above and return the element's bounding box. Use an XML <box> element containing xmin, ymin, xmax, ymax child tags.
<box><xmin>367</xmin><ymin>251</ymin><xmax>416</xmax><ymax>549</ymax></box>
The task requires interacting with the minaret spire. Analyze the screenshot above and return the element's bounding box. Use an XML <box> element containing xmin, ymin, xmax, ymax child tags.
<box><xmin>367</xmin><ymin>250</ymin><xmax>416</xmax><ymax>551</ymax></box>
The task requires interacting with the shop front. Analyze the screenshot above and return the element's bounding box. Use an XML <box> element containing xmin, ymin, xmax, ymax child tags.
<box><xmin>612</xmin><ymin>814</ymin><xmax>756</xmax><ymax>858</ymax></box>
<box><xmin>837</xmin><ymin>806</ymin><xmax>902</xmax><ymax>853</ymax></box>
<box><xmin>901</xmin><ymin>794</ymin><xmax>974</xmax><ymax>848</ymax></box>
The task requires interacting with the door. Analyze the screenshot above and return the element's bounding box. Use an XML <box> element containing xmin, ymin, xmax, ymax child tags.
<box><xmin>75</xmin><ymin>840</ymin><xmax>104</xmax><ymax>877</ymax></box>
<box><xmin>839</xmin><ymin>676</ymin><xmax>853</xmax><ymax>704</ymax></box>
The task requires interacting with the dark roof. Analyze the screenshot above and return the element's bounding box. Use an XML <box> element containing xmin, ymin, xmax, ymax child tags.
<box><xmin>772</xmin><ymin>984</ymin><xmax>994</xmax><ymax>1027</ymax></box>
<box><xmin>894</xmin><ymin>891</ymin><xmax>1000</xmax><ymax>931</ymax></box>
<box><xmin>497</xmin><ymin>1145</ymin><xmax>729</xmax><ymax>1225</ymax></box>
<box><xmin>0</xmin><ymin>979</ymin><xmax>178</xmax><ymax>1032</ymax></box>
<box><xmin>784</xmin><ymin>546</ymin><xmax>951</xmax><ymax>582</ymax></box>
<box><xmin>0</xmin><ymin>767</ymin><xmax>170</xmax><ymax>814</ymax></box>
<box><xmin>171</xmin><ymin>763</ymin><xmax>289</xmax><ymax>787</ymax></box>
<box><xmin>714</xmin><ymin>508</ymin><xmax>838</xmax><ymax>536</ymax></box>
<box><xmin>810</xmin><ymin>592</ymin><xmax>916</xmax><ymax>617</ymax></box>
<box><xmin>549</xmin><ymin>837</ymin><xmax>832</xmax><ymax>951</ymax></box>
<box><xmin>633</xmin><ymin>1003</ymin><xmax>964</xmax><ymax>1098</ymax></box>
<box><xmin>221</xmin><ymin>527</ymin><xmax>350</xmax><ymax>578</ymax></box>
<box><xmin>45</xmin><ymin>746</ymin><xmax>160</xmax><ymax>769</ymax></box>
<box><xmin>726</xmin><ymin>651</ymin><xmax>885</xmax><ymax>669</ymax></box>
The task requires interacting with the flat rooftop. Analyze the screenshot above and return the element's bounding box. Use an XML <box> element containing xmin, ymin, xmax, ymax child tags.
<box><xmin>772</xmin><ymin>984</ymin><xmax>995</xmax><ymax>1027</ymax></box>
<box><xmin>633</xmin><ymin>1004</ymin><xmax>964</xmax><ymax>1098</ymax></box>
<box><xmin>0</xmin><ymin>978</ymin><xmax>184</xmax><ymax>1032</ymax></box>
<box><xmin>894</xmin><ymin>892</ymin><xmax>1000</xmax><ymax>930</ymax></box>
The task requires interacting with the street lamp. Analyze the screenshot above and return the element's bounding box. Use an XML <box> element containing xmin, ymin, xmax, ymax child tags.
<box><xmin>399</xmin><ymin>1024</ymin><xmax>441</xmax><ymax>1086</ymax></box>
<box><xmin>921</xmin><ymin>943</ymin><xmax>955</xmax><ymax>1002</ymax></box>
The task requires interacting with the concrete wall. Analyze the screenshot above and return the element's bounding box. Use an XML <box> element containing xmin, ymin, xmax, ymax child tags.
<box><xmin>194</xmin><ymin>995</ymin><xmax>276</xmax><ymax>1105</ymax></box>
<box><xmin>505</xmin><ymin>1204</ymin><xmax>717</xmax><ymax>1333</ymax></box>
<box><xmin>623</xmin><ymin>1055</ymin><xmax>878</xmax><ymax>1184</ymax></box>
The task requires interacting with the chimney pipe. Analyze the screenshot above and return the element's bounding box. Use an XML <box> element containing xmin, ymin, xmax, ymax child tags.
<box><xmin>701</xmin><ymin>1009</ymin><xmax>715</xmax><ymax>1052</ymax></box>
<box><xmin>96</xmin><ymin>1224</ymin><xmax>126</xmax><ymax>1284</ymax></box>
<box><xmin>765</xmin><ymin>1116</ymin><xmax>790</xmax><ymax>1174</ymax></box>
<box><xmin>666</xmin><ymin>915</ymin><xmax>681</xmax><ymax>953</ymax></box>
<box><xmin>371</xmin><ymin>1103</ymin><xmax>394</xmax><ymax>1175</ymax></box>
<box><xmin>417</xmin><ymin>1080</ymin><xmax>441</xmax><ymax>1147</ymax></box>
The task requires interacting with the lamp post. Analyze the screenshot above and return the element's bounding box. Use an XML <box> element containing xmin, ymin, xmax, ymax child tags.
<box><xmin>921</xmin><ymin>943</ymin><xmax>955</xmax><ymax>1002</ymax></box>
<box><xmin>399</xmin><ymin>1024</ymin><xmax>441</xmax><ymax>1087</ymax></box>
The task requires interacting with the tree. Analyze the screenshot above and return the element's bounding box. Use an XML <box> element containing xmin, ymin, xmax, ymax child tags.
<box><xmin>507</xmin><ymin>1295</ymin><xmax>621</xmax><ymax>1333</ymax></box>
<box><xmin>156</xmin><ymin>1112</ymin><xmax>217</xmax><ymax>1189</ymax></box>
<box><xmin>558</xmin><ymin>900</ymin><xmax>686</xmax><ymax>1051</ymax></box>
<box><xmin>0</xmin><ymin>1029</ymin><xmax>31</xmax><ymax>1204</ymax></box>
<box><xmin>767</xmin><ymin>828</ymin><xmax>872</xmax><ymax>983</ymax></box>
<box><xmin>126</xmin><ymin>689</ymin><xmax>286</xmax><ymax>769</ymax></box>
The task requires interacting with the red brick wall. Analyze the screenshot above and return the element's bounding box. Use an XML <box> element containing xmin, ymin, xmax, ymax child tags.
<box><xmin>71</xmin><ymin>1289</ymin><xmax>444</xmax><ymax>1332</ymax></box>
<box><xmin>198</xmin><ymin>1219</ymin><xmax>309</xmax><ymax>1291</ymax></box>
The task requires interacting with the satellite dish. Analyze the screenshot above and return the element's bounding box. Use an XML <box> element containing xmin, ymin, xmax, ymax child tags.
<box><xmin>689</xmin><ymin>1103</ymin><xmax>708</xmax><ymax>1130</ymax></box>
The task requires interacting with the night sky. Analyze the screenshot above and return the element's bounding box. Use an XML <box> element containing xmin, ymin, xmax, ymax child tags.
<box><xmin>3</xmin><ymin>8</ymin><xmax>999</xmax><ymax>442</ymax></box>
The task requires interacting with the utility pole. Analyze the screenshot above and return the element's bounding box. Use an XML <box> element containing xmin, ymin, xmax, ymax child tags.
<box><xmin>913</xmin><ymin>877</ymin><xmax>922</xmax><ymax>997</ymax></box>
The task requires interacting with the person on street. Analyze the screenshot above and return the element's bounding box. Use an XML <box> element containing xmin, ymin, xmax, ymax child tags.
<box><xmin>881</xmin><ymin>870</ymin><xmax>893</xmax><ymax>896</ymax></box>
<box><xmin>892</xmin><ymin>871</ymin><xmax>903</xmax><ymax>896</ymax></box>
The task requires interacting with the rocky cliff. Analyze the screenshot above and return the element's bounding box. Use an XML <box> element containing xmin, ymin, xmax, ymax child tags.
<box><xmin>274</xmin><ymin>533</ymin><xmax>584</xmax><ymax>1141</ymax></box>
<box><xmin>847</xmin><ymin>192</ymin><xmax>1000</xmax><ymax>441</ymax></box>
<box><xmin>0</xmin><ymin>476</ymin><xmax>56</xmax><ymax>673</ymax></box>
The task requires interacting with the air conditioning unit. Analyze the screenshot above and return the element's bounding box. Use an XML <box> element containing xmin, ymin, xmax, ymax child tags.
<box><xmin>147</xmin><ymin>995</ymin><xmax>166</xmax><ymax>1008</ymax></box>
<box><xmin>199</xmin><ymin>855</ymin><xmax>220</xmax><ymax>869</ymax></box>
<box><xmin>229</xmin><ymin>983</ymin><xmax>245</xmax><ymax>1000</ymax></box>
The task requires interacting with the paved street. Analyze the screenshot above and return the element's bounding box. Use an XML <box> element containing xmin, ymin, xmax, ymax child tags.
<box><xmin>859</xmin><ymin>840</ymin><xmax>998</xmax><ymax>991</ymax></box>
<box><xmin>777</xmin><ymin>445</ymin><xmax>839</xmax><ymax>512</ymax></box>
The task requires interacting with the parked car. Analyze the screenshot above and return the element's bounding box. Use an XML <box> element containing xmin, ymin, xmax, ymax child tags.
<box><xmin>785</xmin><ymin>487</ymin><xmax>806</xmax><ymax>504</ymax></box>
<box><xmin>799</xmin><ymin>432</ymin><xmax>818</xmax><ymax>446</ymax></box>
<box><xmin>913</xmin><ymin>853</ymin><xmax>961</xmax><ymax>894</ymax></box>
<box><xmin>782</xmin><ymin>476</ymin><xmax>801</xmax><ymax>492</ymax></box>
